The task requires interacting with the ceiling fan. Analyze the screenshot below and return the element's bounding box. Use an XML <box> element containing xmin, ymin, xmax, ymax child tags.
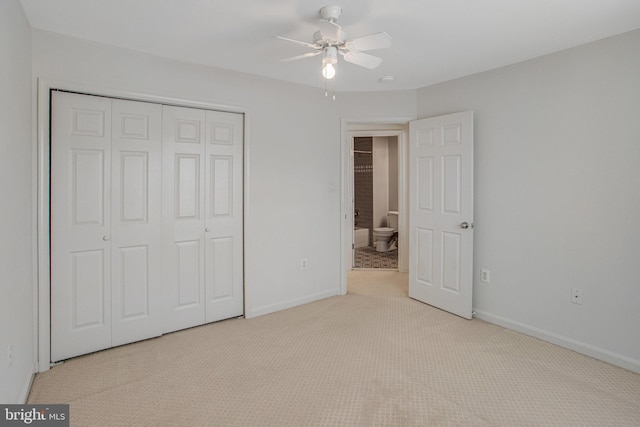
<box><xmin>277</xmin><ymin>5</ymin><xmax>391</xmax><ymax>80</ymax></box>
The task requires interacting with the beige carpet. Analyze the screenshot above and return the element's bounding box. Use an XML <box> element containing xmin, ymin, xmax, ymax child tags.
<box><xmin>29</xmin><ymin>271</ymin><xmax>640</xmax><ymax>426</ymax></box>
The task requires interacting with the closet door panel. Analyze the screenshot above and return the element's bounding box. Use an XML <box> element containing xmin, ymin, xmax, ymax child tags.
<box><xmin>51</xmin><ymin>91</ymin><xmax>112</xmax><ymax>362</ymax></box>
<box><xmin>205</xmin><ymin>111</ymin><xmax>244</xmax><ymax>322</ymax></box>
<box><xmin>175</xmin><ymin>239</ymin><xmax>202</xmax><ymax>306</ymax></box>
<box><xmin>163</xmin><ymin>106</ymin><xmax>206</xmax><ymax>333</ymax></box>
<box><xmin>111</xmin><ymin>99</ymin><xmax>163</xmax><ymax>346</ymax></box>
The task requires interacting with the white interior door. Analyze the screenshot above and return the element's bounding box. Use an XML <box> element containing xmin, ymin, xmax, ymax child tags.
<box><xmin>408</xmin><ymin>111</ymin><xmax>474</xmax><ymax>319</ymax></box>
<box><xmin>110</xmin><ymin>99</ymin><xmax>163</xmax><ymax>346</ymax></box>
<box><xmin>204</xmin><ymin>111</ymin><xmax>244</xmax><ymax>322</ymax></box>
<box><xmin>51</xmin><ymin>91</ymin><xmax>112</xmax><ymax>361</ymax></box>
<box><xmin>162</xmin><ymin>105</ymin><xmax>207</xmax><ymax>333</ymax></box>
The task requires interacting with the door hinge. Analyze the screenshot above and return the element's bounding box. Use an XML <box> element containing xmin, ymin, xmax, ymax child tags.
<box><xmin>352</xmin><ymin>244</ymin><xmax>355</xmax><ymax>249</ymax></box>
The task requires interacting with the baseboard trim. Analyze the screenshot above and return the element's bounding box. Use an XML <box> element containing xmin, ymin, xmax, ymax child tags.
<box><xmin>19</xmin><ymin>363</ymin><xmax>37</xmax><ymax>403</ymax></box>
<box><xmin>473</xmin><ymin>309</ymin><xmax>640</xmax><ymax>375</ymax></box>
<box><xmin>247</xmin><ymin>289</ymin><xmax>340</xmax><ymax>318</ymax></box>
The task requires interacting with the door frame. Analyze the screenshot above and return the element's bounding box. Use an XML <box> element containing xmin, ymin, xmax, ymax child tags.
<box><xmin>340</xmin><ymin>117</ymin><xmax>414</xmax><ymax>295</ymax></box>
<box><xmin>35</xmin><ymin>78</ymin><xmax>250</xmax><ymax>372</ymax></box>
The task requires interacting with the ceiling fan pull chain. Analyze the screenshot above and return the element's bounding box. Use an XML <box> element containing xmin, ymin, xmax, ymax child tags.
<box><xmin>324</xmin><ymin>74</ymin><xmax>336</xmax><ymax>100</ymax></box>
<box><xmin>332</xmin><ymin>73</ymin><xmax>336</xmax><ymax>100</ymax></box>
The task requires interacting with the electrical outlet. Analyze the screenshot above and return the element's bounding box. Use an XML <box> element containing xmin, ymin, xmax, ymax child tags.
<box><xmin>7</xmin><ymin>344</ymin><xmax>13</xmax><ymax>367</ymax></box>
<box><xmin>480</xmin><ymin>269</ymin><xmax>491</xmax><ymax>283</ymax></box>
<box><xmin>571</xmin><ymin>288</ymin><xmax>583</xmax><ymax>305</ymax></box>
<box><xmin>301</xmin><ymin>258</ymin><xmax>308</xmax><ymax>270</ymax></box>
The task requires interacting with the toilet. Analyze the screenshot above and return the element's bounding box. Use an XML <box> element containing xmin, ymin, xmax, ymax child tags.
<box><xmin>373</xmin><ymin>211</ymin><xmax>399</xmax><ymax>252</ymax></box>
<box><xmin>373</xmin><ymin>227</ymin><xmax>395</xmax><ymax>252</ymax></box>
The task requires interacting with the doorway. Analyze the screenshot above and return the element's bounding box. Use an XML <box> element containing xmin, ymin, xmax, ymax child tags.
<box><xmin>352</xmin><ymin>135</ymin><xmax>399</xmax><ymax>270</ymax></box>
<box><xmin>339</xmin><ymin>119</ymin><xmax>412</xmax><ymax>295</ymax></box>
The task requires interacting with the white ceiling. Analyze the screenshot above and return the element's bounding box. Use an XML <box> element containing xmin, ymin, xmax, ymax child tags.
<box><xmin>20</xmin><ymin>0</ymin><xmax>640</xmax><ymax>92</ymax></box>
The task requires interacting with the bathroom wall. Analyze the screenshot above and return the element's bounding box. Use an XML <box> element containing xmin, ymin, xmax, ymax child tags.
<box><xmin>388</xmin><ymin>136</ymin><xmax>399</xmax><ymax>213</ymax></box>
<box><xmin>353</xmin><ymin>137</ymin><xmax>373</xmax><ymax>243</ymax></box>
<box><xmin>355</xmin><ymin>136</ymin><xmax>399</xmax><ymax>244</ymax></box>
<box><xmin>372</xmin><ymin>137</ymin><xmax>389</xmax><ymax>229</ymax></box>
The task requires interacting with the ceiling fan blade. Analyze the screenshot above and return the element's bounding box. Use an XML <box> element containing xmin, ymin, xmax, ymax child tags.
<box><xmin>345</xmin><ymin>32</ymin><xmax>392</xmax><ymax>51</ymax></box>
<box><xmin>318</xmin><ymin>19</ymin><xmax>342</xmax><ymax>41</ymax></box>
<box><xmin>276</xmin><ymin>36</ymin><xmax>318</xmax><ymax>50</ymax></box>
<box><xmin>343</xmin><ymin>51</ymin><xmax>383</xmax><ymax>69</ymax></box>
<box><xmin>280</xmin><ymin>51</ymin><xmax>322</xmax><ymax>62</ymax></box>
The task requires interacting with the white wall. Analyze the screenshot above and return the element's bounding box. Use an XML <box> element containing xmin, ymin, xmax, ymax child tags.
<box><xmin>0</xmin><ymin>0</ymin><xmax>34</xmax><ymax>403</ymax></box>
<box><xmin>417</xmin><ymin>29</ymin><xmax>640</xmax><ymax>371</ymax></box>
<box><xmin>31</xmin><ymin>30</ymin><xmax>416</xmax><ymax>323</ymax></box>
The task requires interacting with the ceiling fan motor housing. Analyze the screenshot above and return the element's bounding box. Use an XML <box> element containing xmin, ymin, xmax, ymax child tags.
<box><xmin>323</xmin><ymin>46</ymin><xmax>338</xmax><ymax>64</ymax></box>
<box><xmin>313</xmin><ymin>30</ymin><xmax>348</xmax><ymax>45</ymax></box>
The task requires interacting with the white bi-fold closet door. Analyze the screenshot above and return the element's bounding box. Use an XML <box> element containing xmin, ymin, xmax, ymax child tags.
<box><xmin>50</xmin><ymin>92</ymin><xmax>243</xmax><ymax>362</ymax></box>
<box><xmin>161</xmin><ymin>105</ymin><xmax>244</xmax><ymax>333</ymax></box>
<box><xmin>51</xmin><ymin>92</ymin><xmax>164</xmax><ymax>361</ymax></box>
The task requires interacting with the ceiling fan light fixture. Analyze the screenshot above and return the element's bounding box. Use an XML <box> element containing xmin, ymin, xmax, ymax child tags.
<box><xmin>322</xmin><ymin>46</ymin><xmax>338</xmax><ymax>79</ymax></box>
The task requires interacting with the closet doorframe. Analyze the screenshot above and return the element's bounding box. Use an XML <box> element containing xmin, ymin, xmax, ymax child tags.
<box><xmin>35</xmin><ymin>79</ymin><xmax>250</xmax><ymax>372</ymax></box>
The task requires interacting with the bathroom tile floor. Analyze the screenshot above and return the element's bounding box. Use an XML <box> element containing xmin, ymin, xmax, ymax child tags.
<box><xmin>354</xmin><ymin>246</ymin><xmax>398</xmax><ymax>269</ymax></box>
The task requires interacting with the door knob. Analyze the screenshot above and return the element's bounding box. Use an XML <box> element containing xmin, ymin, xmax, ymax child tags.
<box><xmin>102</xmin><ymin>235</ymin><xmax>110</xmax><ymax>241</ymax></box>
<box><xmin>460</xmin><ymin>222</ymin><xmax>469</xmax><ymax>229</ymax></box>
<box><xmin>205</xmin><ymin>227</ymin><xmax>211</xmax><ymax>232</ymax></box>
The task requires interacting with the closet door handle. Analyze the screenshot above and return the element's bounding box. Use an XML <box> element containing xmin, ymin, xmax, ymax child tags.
<box><xmin>205</xmin><ymin>227</ymin><xmax>211</xmax><ymax>232</ymax></box>
<box><xmin>102</xmin><ymin>235</ymin><xmax>110</xmax><ymax>241</ymax></box>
